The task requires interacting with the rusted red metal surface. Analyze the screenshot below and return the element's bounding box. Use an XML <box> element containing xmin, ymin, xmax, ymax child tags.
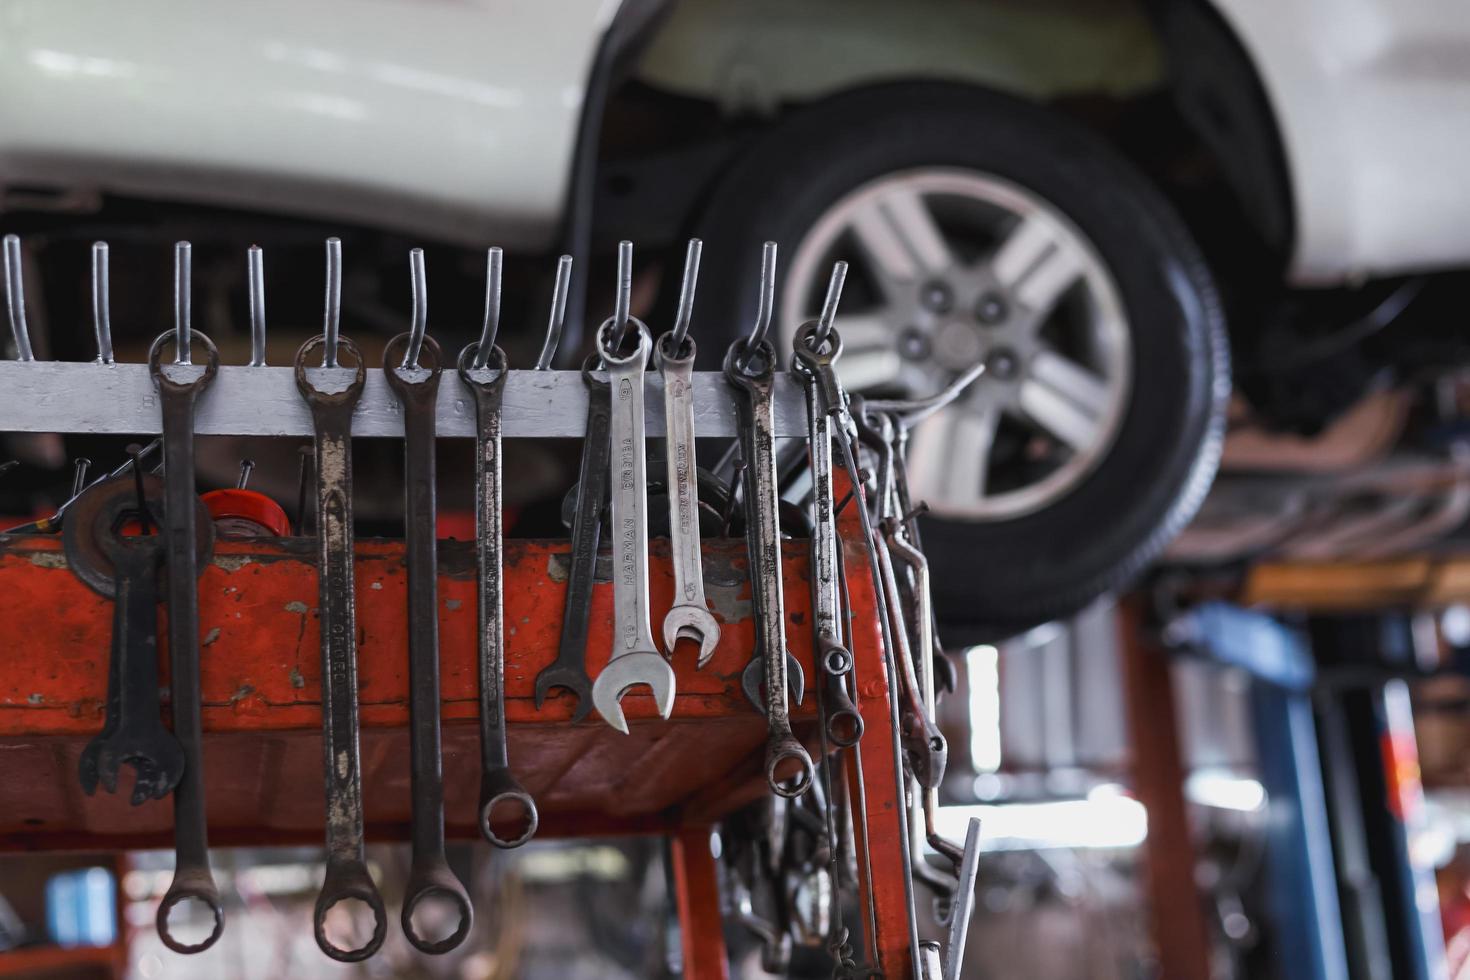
<box><xmin>0</xmin><ymin>469</ymin><xmax>915</xmax><ymax>976</ymax></box>
<box><xmin>671</xmin><ymin>826</ymin><xmax>729</xmax><ymax>980</ymax></box>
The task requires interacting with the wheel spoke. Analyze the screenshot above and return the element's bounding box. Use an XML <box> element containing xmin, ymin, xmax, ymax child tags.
<box><xmin>907</xmin><ymin>405</ymin><xmax>999</xmax><ymax>507</ymax></box>
<box><xmin>848</xmin><ymin>186</ymin><xmax>953</xmax><ymax>287</ymax></box>
<box><xmin>836</xmin><ymin>345</ymin><xmax>906</xmax><ymax>391</ymax></box>
<box><xmin>989</xmin><ymin>214</ymin><xmax>1084</xmax><ymax>315</ymax></box>
<box><xmin>1018</xmin><ymin>349</ymin><xmax>1111</xmax><ymax>451</ymax></box>
<box><xmin>830</xmin><ymin>312</ymin><xmax>895</xmax><ymax>351</ymax></box>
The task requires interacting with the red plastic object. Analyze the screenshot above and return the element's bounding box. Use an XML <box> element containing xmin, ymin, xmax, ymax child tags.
<box><xmin>200</xmin><ymin>488</ymin><xmax>292</xmax><ymax>538</ymax></box>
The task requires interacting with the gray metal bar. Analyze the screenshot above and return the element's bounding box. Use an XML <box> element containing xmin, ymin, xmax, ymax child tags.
<box><xmin>0</xmin><ymin>361</ymin><xmax>806</xmax><ymax>438</ymax></box>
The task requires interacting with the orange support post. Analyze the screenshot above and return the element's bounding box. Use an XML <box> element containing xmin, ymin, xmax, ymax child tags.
<box><xmin>671</xmin><ymin>826</ymin><xmax>728</xmax><ymax>980</ymax></box>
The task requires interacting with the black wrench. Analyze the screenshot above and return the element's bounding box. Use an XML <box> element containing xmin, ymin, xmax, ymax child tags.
<box><xmin>382</xmin><ymin>333</ymin><xmax>473</xmax><ymax>954</ymax></box>
<box><xmin>458</xmin><ymin>342</ymin><xmax>538</xmax><ymax>847</ymax></box>
<box><xmin>725</xmin><ymin>337</ymin><xmax>815</xmax><ymax>798</ymax></box>
<box><xmin>533</xmin><ymin>355</ymin><xmax>611</xmax><ymax>722</ymax></box>
<box><xmin>147</xmin><ymin>328</ymin><xmax>224</xmax><ymax>955</ymax></box>
<box><xmin>295</xmin><ymin>335</ymin><xmax>387</xmax><ymax>961</ymax></box>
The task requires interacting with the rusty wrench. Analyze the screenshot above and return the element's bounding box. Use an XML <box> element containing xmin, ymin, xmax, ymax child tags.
<box><xmin>792</xmin><ymin>323</ymin><xmax>864</xmax><ymax>748</ymax></box>
<box><xmin>295</xmin><ymin>333</ymin><xmax>387</xmax><ymax>961</ymax></box>
<box><xmin>383</xmin><ymin>316</ymin><xmax>473</xmax><ymax>954</ymax></box>
<box><xmin>591</xmin><ymin>317</ymin><xmax>676</xmax><ymax>732</ymax></box>
<box><xmin>147</xmin><ymin>312</ymin><xmax>224</xmax><ymax>955</ymax></box>
<box><xmin>725</xmin><ymin>336</ymin><xmax>815</xmax><ymax>797</ymax></box>
<box><xmin>458</xmin><ymin>339</ymin><xmax>538</xmax><ymax>848</ymax></box>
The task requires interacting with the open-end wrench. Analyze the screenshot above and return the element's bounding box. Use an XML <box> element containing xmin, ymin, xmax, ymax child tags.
<box><xmin>654</xmin><ymin>244</ymin><xmax>720</xmax><ymax>666</ymax></box>
<box><xmin>147</xmin><ymin>312</ymin><xmax>224</xmax><ymax>955</ymax></box>
<box><xmin>65</xmin><ymin>477</ymin><xmax>185</xmax><ymax>804</ymax></box>
<box><xmin>725</xmin><ymin>336</ymin><xmax>815</xmax><ymax>798</ymax></box>
<box><xmin>295</xmin><ymin>332</ymin><xmax>387</xmax><ymax>962</ymax></box>
<box><xmin>591</xmin><ymin>317</ymin><xmax>676</xmax><ymax>733</ymax></box>
<box><xmin>383</xmin><ymin>322</ymin><xmax>473</xmax><ymax>954</ymax></box>
<box><xmin>792</xmin><ymin>324</ymin><xmax>864</xmax><ymax>748</ymax></box>
<box><xmin>458</xmin><ymin>337</ymin><xmax>539</xmax><ymax>848</ymax></box>
<box><xmin>655</xmin><ymin>331</ymin><xmax>719</xmax><ymax>666</ymax></box>
<box><xmin>533</xmin><ymin>355</ymin><xmax>610</xmax><ymax>722</ymax></box>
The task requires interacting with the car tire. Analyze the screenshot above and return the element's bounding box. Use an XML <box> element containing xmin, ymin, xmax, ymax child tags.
<box><xmin>688</xmin><ymin>82</ymin><xmax>1229</xmax><ymax>641</ymax></box>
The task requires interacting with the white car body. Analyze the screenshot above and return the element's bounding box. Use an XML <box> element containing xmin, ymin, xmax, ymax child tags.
<box><xmin>0</xmin><ymin>0</ymin><xmax>1466</xmax><ymax>284</ymax></box>
<box><xmin>0</xmin><ymin>0</ymin><xmax>616</xmax><ymax>248</ymax></box>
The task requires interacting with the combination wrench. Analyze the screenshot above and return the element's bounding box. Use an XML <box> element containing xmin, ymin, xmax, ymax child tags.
<box><xmin>792</xmin><ymin>324</ymin><xmax>864</xmax><ymax>748</ymax></box>
<box><xmin>147</xmin><ymin>313</ymin><xmax>224</xmax><ymax>954</ymax></box>
<box><xmin>458</xmin><ymin>336</ymin><xmax>538</xmax><ymax>847</ymax></box>
<box><xmin>533</xmin><ymin>356</ymin><xmax>611</xmax><ymax>722</ymax></box>
<box><xmin>64</xmin><ymin>476</ymin><xmax>185</xmax><ymax>805</ymax></box>
<box><xmin>383</xmin><ymin>317</ymin><xmax>473</xmax><ymax>954</ymax></box>
<box><xmin>654</xmin><ymin>242</ymin><xmax>719</xmax><ymax>666</ymax></box>
<box><xmin>295</xmin><ymin>332</ymin><xmax>387</xmax><ymax>962</ymax></box>
<box><xmin>725</xmin><ymin>336</ymin><xmax>815</xmax><ymax>797</ymax></box>
<box><xmin>590</xmin><ymin>317</ymin><xmax>676</xmax><ymax>733</ymax></box>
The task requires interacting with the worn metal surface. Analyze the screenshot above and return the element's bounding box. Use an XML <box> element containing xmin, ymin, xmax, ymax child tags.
<box><xmin>0</xmin><ymin>361</ymin><xmax>807</xmax><ymax>438</ymax></box>
<box><xmin>0</xmin><ymin>535</ymin><xmax>820</xmax><ymax>847</ymax></box>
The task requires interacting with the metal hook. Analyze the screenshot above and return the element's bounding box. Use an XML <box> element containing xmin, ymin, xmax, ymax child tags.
<box><xmin>610</xmin><ymin>239</ymin><xmax>633</xmax><ymax>350</ymax></box>
<box><xmin>71</xmin><ymin>457</ymin><xmax>92</xmax><ymax>498</ymax></box>
<box><xmin>4</xmin><ymin>234</ymin><xmax>34</xmax><ymax>362</ymax></box>
<box><xmin>236</xmin><ymin>458</ymin><xmax>255</xmax><ymax>490</ymax></box>
<box><xmin>247</xmin><ymin>245</ymin><xmax>267</xmax><ymax>367</ymax></box>
<box><xmin>811</xmin><ymin>261</ymin><xmax>848</xmax><ymax>349</ymax></box>
<box><xmin>173</xmin><ymin>241</ymin><xmax>192</xmax><ymax>365</ymax></box>
<box><xmin>669</xmin><ymin>238</ymin><xmax>702</xmax><ymax>352</ymax></box>
<box><xmin>535</xmin><ymin>254</ymin><xmax>572</xmax><ymax>370</ymax></box>
<box><xmin>744</xmin><ymin>241</ymin><xmax>778</xmax><ymax>350</ymax></box>
<box><xmin>322</xmin><ymin>237</ymin><xmax>342</xmax><ymax>368</ymax></box>
<box><xmin>471</xmin><ymin>246</ymin><xmax>503</xmax><ymax>370</ymax></box>
<box><xmin>91</xmin><ymin>242</ymin><xmax>114</xmax><ymax>364</ymax></box>
<box><xmin>400</xmin><ymin>247</ymin><xmax>428</xmax><ymax>369</ymax></box>
<box><xmin>861</xmin><ymin>359</ymin><xmax>988</xmax><ymax>428</ymax></box>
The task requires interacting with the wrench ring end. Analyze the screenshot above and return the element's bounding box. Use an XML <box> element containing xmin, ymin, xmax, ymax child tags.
<box><xmin>400</xmin><ymin>877</ymin><xmax>473</xmax><ymax>955</ymax></box>
<box><xmin>826</xmin><ymin>708</ymin><xmax>864</xmax><ymax>748</ymax></box>
<box><xmin>147</xmin><ymin>329</ymin><xmax>220</xmax><ymax>392</ymax></box>
<box><xmin>765</xmin><ymin>738</ymin><xmax>815</xmax><ymax>799</ymax></box>
<box><xmin>313</xmin><ymin>879</ymin><xmax>387</xmax><ymax>962</ymax></box>
<box><xmin>479</xmin><ymin>778</ymin><xmax>539</xmax><ymax>850</ymax></box>
<box><xmin>156</xmin><ymin>879</ymin><xmax>225</xmax><ymax>955</ymax></box>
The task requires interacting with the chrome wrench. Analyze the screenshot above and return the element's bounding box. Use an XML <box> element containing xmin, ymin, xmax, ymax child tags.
<box><xmin>725</xmin><ymin>336</ymin><xmax>815</xmax><ymax>797</ymax></box>
<box><xmin>295</xmin><ymin>333</ymin><xmax>387</xmax><ymax>962</ymax></box>
<box><xmin>655</xmin><ymin>329</ymin><xmax>719</xmax><ymax>665</ymax></box>
<box><xmin>458</xmin><ymin>340</ymin><xmax>538</xmax><ymax>848</ymax></box>
<box><xmin>590</xmin><ymin>317</ymin><xmax>676</xmax><ymax>733</ymax></box>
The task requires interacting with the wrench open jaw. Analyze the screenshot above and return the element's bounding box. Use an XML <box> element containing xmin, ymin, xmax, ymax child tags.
<box><xmin>590</xmin><ymin>316</ymin><xmax>678</xmax><ymax>734</ymax></box>
<box><xmin>661</xmin><ymin>604</ymin><xmax>720</xmax><ymax>667</ymax></box>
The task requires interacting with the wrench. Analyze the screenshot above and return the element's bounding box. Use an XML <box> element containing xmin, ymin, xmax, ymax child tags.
<box><xmin>533</xmin><ymin>356</ymin><xmax>611</xmax><ymax>722</ymax></box>
<box><xmin>383</xmin><ymin>330</ymin><xmax>473</xmax><ymax>954</ymax></box>
<box><xmin>792</xmin><ymin>324</ymin><xmax>864</xmax><ymax>748</ymax></box>
<box><xmin>147</xmin><ymin>325</ymin><xmax>224</xmax><ymax>954</ymax></box>
<box><xmin>725</xmin><ymin>336</ymin><xmax>815</xmax><ymax>798</ymax></box>
<box><xmin>67</xmin><ymin>478</ymin><xmax>184</xmax><ymax>804</ymax></box>
<box><xmin>590</xmin><ymin>317</ymin><xmax>676</xmax><ymax>732</ymax></box>
<box><xmin>294</xmin><ymin>334</ymin><xmax>387</xmax><ymax>961</ymax></box>
<box><xmin>458</xmin><ymin>341</ymin><xmax>538</xmax><ymax>848</ymax></box>
<box><xmin>654</xmin><ymin>329</ymin><xmax>719</xmax><ymax>666</ymax></box>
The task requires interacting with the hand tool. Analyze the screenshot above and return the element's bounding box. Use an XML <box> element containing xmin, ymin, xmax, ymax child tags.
<box><xmin>656</xmin><ymin>239</ymin><xmax>719</xmax><ymax>666</ymax></box>
<box><xmin>64</xmin><ymin>476</ymin><xmax>184</xmax><ymax>804</ymax></box>
<box><xmin>792</xmin><ymin>319</ymin><xmax>864</xmax><ymax>748</ymax></box>
<box><xmin>735</xmin><ymin>244</ymin><xmax>804</xmax><ymax>714</ymax></box>
<box><xmin>533</xmin><ymin>355</ymin><xmax>609</xmax><ymax>722</ymax></box>
<box><xmin>295</xmin><ymin>320</ymin><xmax>387</xmax><ymax>962</ymax></box>
<box><xmin>591</xmin><ymin>315</ymin><xmax>676</xmax><ymax>733</ymax></box>
<box><xmin>459</xmin><ymin>247</ymin><xmax>538</xmax><ymax>848</ymax></box>
<box><xmin>382</xmin><ymin>249</ymin><xmax>472</xmax><ymax>954</ymax></box>
<box><xmin>725</xmin><ymin>323</ymin><xmax>814</xmax><ymax>797</ymax></box>
<box><xmin>148</xmin><ymin>241</ymin><xmax>224</xmax><ymax>953</ymax></box>
<box><xmin>942</xmin><ymin>816</ymin><xmax>983</xmax><ymax>980</ymax></box>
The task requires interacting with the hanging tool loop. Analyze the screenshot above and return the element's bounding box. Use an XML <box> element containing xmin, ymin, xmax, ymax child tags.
<box><xmin>534</xmin><ymin>254</ymin><xmax>573</xmax><ymax>370</ymax></box>
<box><xmin>92</xmin><ymin>242</ymin><xmax>114</xmax><ymax>365</ymax></box>
<box><xmin>399</xmin><ymin>248</ymin><xmax>429</xmax><ymax>370</ymax></box>
<box><xmin>4</xmin><ymin>234</ymin><xmax>35</xmax><ymax>362</ymax></box>
<box><xmin>322</xmin><ymin>238</ymin><xmax>342</xmax><ymax>368</ymax></box>
<box><xmin>470</xmin><ymin>247</ymin><xmax>504</xmax><ymax>370</ymax></box>
<box><xmin>173</xmin><ymin>242</ymin><xmax>192</xmax><ymax>365</ymax></box>
<box><xmin>666</xmin><ymin>238</ymin><xmax>702</xmax><ymax>357</ymax></box>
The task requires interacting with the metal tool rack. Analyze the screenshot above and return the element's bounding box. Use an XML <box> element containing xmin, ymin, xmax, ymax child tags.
<box><xmin>0</xmin><ymin>360</ymin><xmax>918</xmax><ymax>978</ymax></box>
